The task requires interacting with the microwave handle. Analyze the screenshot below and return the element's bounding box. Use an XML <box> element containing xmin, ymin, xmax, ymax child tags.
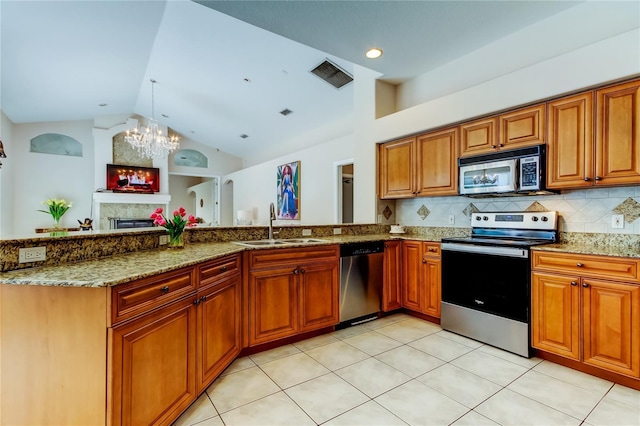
<box><xmin>513</xmin><ymin>158</ymin><xmax>519</xmax><ymax>188</ymax></box>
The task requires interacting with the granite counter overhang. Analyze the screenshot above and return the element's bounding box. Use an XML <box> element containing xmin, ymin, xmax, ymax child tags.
<box><xmin>0</xmin><ymin>233</ymin><xmax>441</xmax><ymax>288</ymax></box>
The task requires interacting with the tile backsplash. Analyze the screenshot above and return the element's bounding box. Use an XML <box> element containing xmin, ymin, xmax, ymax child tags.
<box><xmin>395</xmin><ymin>186</ymin><xmax>640</xmax><ymax>234</ymax></box>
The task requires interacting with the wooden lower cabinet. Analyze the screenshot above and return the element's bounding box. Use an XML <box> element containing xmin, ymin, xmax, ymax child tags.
<box><xmin>196</xmin><ymin>275</ymin><xmax>242</xmax><ymax>392</ymax></box>
<box><xmin>532</xmin><ymin>251</ymin><xmax>640</xmax><ymax>379</ymax></box>
<box><xmin>383</xmin><ymin>240</ymin><xmax>402</xmax><ymax>311</ymax></box>
<box><xmin>110</xmin><ymin>297</ymin><xmax>197</xmax><ymax>426</ymax></box>
<box><xmin>249</xmin><ymin>267</ymin><xmax>300</xmax><ymax>344</ymax></box>
<box><xmin>401</xmin><ymin>240</ymin><xmax>441</xmax><ymax>318</ymax></box>
<box><xmin>247</xmin><ymin>246</ymin><xmax>340</xmax><ymax>346</ymax></box>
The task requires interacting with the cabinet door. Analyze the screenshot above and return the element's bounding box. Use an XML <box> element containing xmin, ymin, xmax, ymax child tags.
<box><xmin>595</xmin><ymin>79</ymin><xmax>640</xmax><ymax>186</ymax></box>
<box><xmin>401</xmin><ymin>241</ymin><xmax>422</xmax><ymax>312</ymax></box>
<box><xmin>500</xmin><ymin>104</ymin><xmax>546</xmax><ymax>149</ymax></box>
<box><xmin>422</xmin><ymin>257</ymin><xmax>441</xmax><ymax>318</ymax></box>
<box><xmin>383</xmin><ymin>241</ymin><xmax>402</xmax><ymax>311</ymax></box>
<box><xmin>379</xmin><ymin>137</ymin><xmax>416</xmax><ymax>199</ymax></box>
<box><xmin>197</xmin><ymin>276</ymin><xmax>242</xmax><ymax>392</ymax></box>
<box><xmin>110</xmin><ymin>297</ymin><xmax>197</xmax><ymax>426</ymax></box>
<box><xmin>299</xmin><ymin>261</ymin><xmax>339</xmax><ymax>332</ymax></box>
<box><xmin>460</xmin><ymin>117</ymin><xmax>499</xmax><ymax>157</ymax></box>
<box><xmin>416</xmin><ymin>127</ymin><xmax>458</xmax><ymax>196</ymax></box>
<box><xmin>582</xmin><ymin>278</ymin><xmax>640</xmax><ymax>377</ymax></box>
<box><xmin>249</xmin><ymin>267</ymin><xmax>299</xmax><ymax>346</ymax></box>
<box><xmin>531</xmin><ymin>272</ymin><xmax>580</xmax><ymax>360</ymax></box>
<box><xmin>547</xmin><ymin>92</ymin><xmax>594</xmax><ymax>189</ymax></box>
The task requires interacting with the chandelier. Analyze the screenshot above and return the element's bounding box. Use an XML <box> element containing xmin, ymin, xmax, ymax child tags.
<box><xmin>125</xmin><ymin>79</ymin><xmax>179</xmax><ymax>159</ymax></box>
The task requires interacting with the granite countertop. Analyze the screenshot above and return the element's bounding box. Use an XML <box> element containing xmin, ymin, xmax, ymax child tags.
<box><xmin>532</xmin><ymin>242</ymin><xmax>640</xmax><ymax>259</ymax></box>
<box><xmin>0</xmin><ymin>233</ymin><xmax>426</xmax><ymax>288</ymax></box>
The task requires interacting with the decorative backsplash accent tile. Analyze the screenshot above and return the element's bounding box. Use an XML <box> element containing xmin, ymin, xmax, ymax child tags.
<box><xmin>417</xmin><ymin>205</ymin><xmax>430</xmax><ymax>220</ymax></box>
<box><xmin>613</xmin><ymin>197</ymin><xmax>640</xmax><ymax>223</ymax></box>
<box><xmin>382</xmin><ymin>205</ymin><xmax>393</xmax><ymax>220</ymax></box>
<box><xmin>526</xmin><ymin>201</ymin><xmax>548</xmax><ymax>212</ymax></box>
<box><xmin>463</xmin><ymin>203</ymin><xmax>480</xmax><ymax>217</ymax></box>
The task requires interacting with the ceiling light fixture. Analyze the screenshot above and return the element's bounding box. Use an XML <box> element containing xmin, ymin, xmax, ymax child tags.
<box><xmin>125</xmin><ymin>79</ymin><xmax>179</xmax><ymax>159</ymax></box>
<box><xmin>365</xmin><ymin>48</ymin><xmax>383</xmax><ymax>59</ymax></box>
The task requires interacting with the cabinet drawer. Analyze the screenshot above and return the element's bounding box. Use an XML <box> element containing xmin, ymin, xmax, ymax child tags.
<box><xmin>248</xmin><ymin>245</ymin><xmax>339</xmax><ymax>270</ymax></box>
<box><xmin>112</xmin><ymin>267</ymin><xmax>196</xmax><ymax>325</ymax></box>
<box><xmin>199</xmin><ymin>255</ymin><xmax>240</xmax><ymax>288</ymax></box>
<box><xmin>423</xmin><ymin>242</ymin><xmax>441</xmax><ymax>257</ymax></box>
<box><xmin>532</xmin><ymin>251</ymin><xmax>640</xmax><ymax>283</ymax></box>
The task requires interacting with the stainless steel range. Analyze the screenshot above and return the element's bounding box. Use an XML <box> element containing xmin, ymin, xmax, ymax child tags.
<box><xmin>441</xmin><ymin>211</ymin><xmax>558</xmax><ymax>357</ymax></box>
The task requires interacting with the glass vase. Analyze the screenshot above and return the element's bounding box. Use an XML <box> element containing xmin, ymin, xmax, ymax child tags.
<box><xmin>49</xmin><ymin>218</ymin><xmax>67</xmax><ymax>237</ymax></box>
<box><xmin>168</xmin><ymin>233</ymin><xmax>184</xmax><ymax>249</ymax></box>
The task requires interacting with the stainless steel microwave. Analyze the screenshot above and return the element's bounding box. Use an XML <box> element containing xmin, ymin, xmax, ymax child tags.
<box><xmin>458</xmin><ymin>145</ymin><xmax>553</xmax><ymax>196</ymax></box>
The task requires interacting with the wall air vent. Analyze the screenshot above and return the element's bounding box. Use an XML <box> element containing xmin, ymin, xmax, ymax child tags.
<box><xmin>310</xmin><ymin>59</ymin><xmax>353</xmax><ymax>89</ymax></box>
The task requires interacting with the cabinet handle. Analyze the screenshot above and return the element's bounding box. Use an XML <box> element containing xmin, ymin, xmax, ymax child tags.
<box><xmin>571</xmin><ymin>281</ymin><xmax>578</xmax><ymax>286</ymax></box>
<box><xmin>293</xmin><ymin>269</ymin><xmax>299</xmax><ymax>275</ymax></box>
<box><xmin>499</xmin><ymin>143</ymin><xmax>504</xmax><ymax>147</ymax></box>
<box><xmin>583</xmin><ymin>282</ymin><xmax>589</xmax><ymax>288</ymax></box>
<box><xmin>584</xmin><ymin>177</ymin><xmax>591</xmax><ymax>181</ymax></box>
<box><xmin>577</xmin><ymin>263</ymin><xmax>583</xmax><ymax>267</ymax></box>
<box><xmin>595</xmin><ymin>176</ymin><xmax>602</xmax><ymax>181</ymax></box>
<box><xmin>491</xmin><ymin>145</ymin><xmax>496</xmax><ymax>148</ymax></box>
<box><xmin>428</xmin><ymin>248</ymin><xmax>437</xmax><ymax>252</ymax></box>
<box><xmin>160</xmin><ymin>286</ymin><xmax>170</xmax><ymax>293</ymax></box>
<box><xmin>200</xmin><ymin>295</ymin><xmax>207</xmax><ymax>302</ymax></box>
<box><xmin>220</xmin><ymin>266</ymin><xmax>227</xmax><ymax>272</ymax></box>
<box><xmin>193</xmin><ymin>298</ymin><xmax>201</xmax><ymax>306</ymax></box>
<box><xmin>422</xmin><ymin>259</ymin><xmax>426</xmax><ymax>263</ymax></box>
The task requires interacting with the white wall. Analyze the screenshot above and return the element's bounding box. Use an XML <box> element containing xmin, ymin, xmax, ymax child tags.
<box><xmin>224</xmin><ymin>134</ymin><xmax>354</xmax><ymax>226</ymax></box>
<box><xmin>169</xmin><ymin>137</ymin><xmax>243</xmax><ymax>176</ymax></box>
<box><xmin>0</xmin><ymin>111</ymin><xmax>15</xmax><ymax>238</ymax></box>
<box><xmin>11</xmin><ymin>120</ymin><xmax>95</xmax><ymax>235</ymax></box>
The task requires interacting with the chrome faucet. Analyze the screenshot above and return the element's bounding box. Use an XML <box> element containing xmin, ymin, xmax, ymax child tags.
<box><xmin>268</xmin><ymin>202</ymin><xmax>276</xmax><ymax>240</ymax></box>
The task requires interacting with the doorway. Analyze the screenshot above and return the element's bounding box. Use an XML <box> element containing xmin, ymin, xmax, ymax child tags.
<box><xmin>335</xmin><ymin>160</ymin><xmax>354</xmax><ymax>224</ymax></box>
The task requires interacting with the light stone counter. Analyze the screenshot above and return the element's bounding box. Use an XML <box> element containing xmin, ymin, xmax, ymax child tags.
<box><xmin>532</xmin><ymin>242</ymin><xmax>640</xmax><ymax>259</ymax></box>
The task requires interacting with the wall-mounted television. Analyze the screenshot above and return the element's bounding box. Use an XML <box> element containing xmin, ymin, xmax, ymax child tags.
<box><xmin>106</xmin><ymin>164</ymin><xmax>159</xmax><ymax>193</ymax></box>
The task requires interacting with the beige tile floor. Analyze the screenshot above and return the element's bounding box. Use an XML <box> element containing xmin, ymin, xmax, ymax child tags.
<box><xmin>173</xmin><ymin>314</ymin><xmax>640</xmax><ymax>426</ymax></box>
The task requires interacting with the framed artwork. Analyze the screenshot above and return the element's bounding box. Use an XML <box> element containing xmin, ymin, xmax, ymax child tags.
<box><xmin>277</xmin><ymin>161</ymin><xmax>300</xmax><ymax>220</ymax></box>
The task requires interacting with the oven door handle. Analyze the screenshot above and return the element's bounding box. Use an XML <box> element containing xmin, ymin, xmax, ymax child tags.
<box><xmin>442</xmin><ymin>242</ymin><xmax>529</xmax><ymax>258</ymax></box>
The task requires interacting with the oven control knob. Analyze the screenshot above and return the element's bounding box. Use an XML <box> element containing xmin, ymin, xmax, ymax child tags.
<box><xmin>483</xmin><ymin>216</ymin><xmax>489</xmax><ymax>221</ymax></box>
<box><xmin>475</xmin><ymin>216</ymin><xmax>481</xmax><ymax>221</ymax></box>
<box><xmin>532</xmin><ymin>216</ymin><xmax>539</xmax><ymax>222</ymax></box>
<box><xmin>541</xmin><ymin>216</ymin><xmax>549</xmax><ymax>222</ymax></box>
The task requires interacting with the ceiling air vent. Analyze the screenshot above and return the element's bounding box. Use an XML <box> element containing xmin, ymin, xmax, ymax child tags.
<box><xmin>310</xmin><ymin>59</ymin><xmax>353</xmax><ymax>89</ymax></box>
<box><xmin>280</xmin><ymin>108</ymin><xmax>293</xmax><ymax>116</ymax></box>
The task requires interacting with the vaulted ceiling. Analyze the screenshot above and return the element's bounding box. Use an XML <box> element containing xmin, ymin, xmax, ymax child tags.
<box><xmin>0</xmin><ymin>1</ymin><xmax>589</xmax><ymax>166</ymax></box>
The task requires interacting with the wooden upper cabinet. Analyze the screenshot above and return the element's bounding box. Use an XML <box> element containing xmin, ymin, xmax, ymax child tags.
<box><xmin>547</xmin><ymin>92</ymin><xmax>594</xmax><ymax>189</ymax></box>
<box><xmin>416</xmin><ymin>127</ymin><xmax>458</xmax><ymax>196</ymax></box>
<box><xmin>595</xmin><ymin>79</ymin><xmax>640</xmax><ymax>186</ymax></box>
<box><xmin>459</xmin><ymin>104</ymin><xmax>545</xmax><ymax>157</ymax></box>
<box><xmin>500</xmin><ymin>103</ymin><xmax>546</xmax><ymax>149</ymax></box>
<box><xmin>379</xmin><ymin>137</ymin><xmax>416</xmax><ymax>199</ymax></box>
<box><xmin>460</xmin><ymin>117</ymin><xmax>499</xmax><ymax>157</ymax></box>
<box><xmin>379</xmin><ymin>128</ymin><xmax>458</xmax><ymax>199</ymax></box>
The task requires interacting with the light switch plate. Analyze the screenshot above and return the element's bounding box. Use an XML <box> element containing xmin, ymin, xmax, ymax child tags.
<box><xmin>612</xmin><ymin>214</ymin><xmax>624</xmax><ymax>229</ymax></box>
<box><xmin>159</xmin><ymin>235</ymin><xmax>169</xmax><ymax>245</ymax></box>
<box><xmin>333</xmin><ymin>228</ymin><xmax>342</xmax><ymax>235</ymax></box>
<box><xmin>448</xmin><ymin>215</ymin><xmax>455</xmax><ymax>225</ymax></box>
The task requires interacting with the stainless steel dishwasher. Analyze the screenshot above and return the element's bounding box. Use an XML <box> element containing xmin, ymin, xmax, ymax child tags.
<box><xmin>339</xmin><ymin>241</ymin><xmax>384</xmax><ymax>327</ymax></box>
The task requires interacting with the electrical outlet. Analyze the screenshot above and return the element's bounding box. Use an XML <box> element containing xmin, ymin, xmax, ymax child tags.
<box><xmin>448</xmin><ymin>215</ymin><xmax>455</xmax><ymax>225</ymax></box>
<box><xmin>302</xmin><ymin>228</ymin><xmax>312</xmax><ymax>236</ymax></box>
<box><xmin>333</xmin><ymin>228</ymin><xmax>342</xmax><ymax>235</ymax></box>
<box><xmin>18</xmin><ymin>246</ymin><xmax>46</xmax><ymax>263</ymax></box>
<box><xmin>612</xmin><ymin>214</ymin><xmax>624</xmax><ymax>229</ymax></box>
<box><xmin>159</xmin><ymin>235</ymin><xmax>169</xmax><ymax>245</ymax></box>
<box><xmin>377</xmin><ymin>214</ymin><xmax>383</xmax><ymax>223</ymax></box>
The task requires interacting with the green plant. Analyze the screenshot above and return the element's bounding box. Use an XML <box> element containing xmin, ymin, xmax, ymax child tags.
<box><xmin>38</xmin><ymin>198</ymin><xmax>72</xmax><ymax>224</ymax></box>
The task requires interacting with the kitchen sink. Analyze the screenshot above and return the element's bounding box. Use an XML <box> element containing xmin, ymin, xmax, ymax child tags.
<box><xmin>233</xmin><ymin>238</ymin><xmax>327</xmax><ymax>247</ymax></box>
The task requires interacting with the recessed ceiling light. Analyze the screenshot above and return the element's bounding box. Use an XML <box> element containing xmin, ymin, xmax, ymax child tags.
<box><xmin>243</xmin><ymin>78</ymin><xmax>251</xmax><ymax>83</ymax></box>
<box><xmin>280</xmin><ymin>108</ymin><xmax>293</xmax><ymax>116</ymax></box>
<box><xmin>240</xmin><ymin>134</ymin><xmax>249</xmax><ymax>139</ymax></box>
<box><xmin>98</xmin><ymin>103</ymin><xmax>107</xmax><ymax>107</ymax></box>
<box><xmin>365</xmin><ymin>48</ymin><xmax>383</xmax><ymax>59</ymax></box>
<box><xmin>162</xmin><ymin>114</ymin><xmax>169</xmax><ymax>118</ymax></box>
